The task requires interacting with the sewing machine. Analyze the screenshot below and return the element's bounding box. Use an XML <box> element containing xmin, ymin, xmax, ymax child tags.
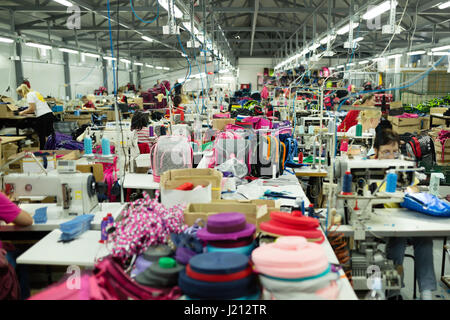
<box><xmin>89</xmin><ymin>126</ymin><xmax>140</xmax><ymax>172</ymax></box>
<box><xmin>2</xmin><ymin>171</ymin><xmax>99</xmax><ymax>217</ymax></box>
<box><xmin>331</xmin><ymin>157</ymin><xmax>418</xmax><ymax>291</ymax></box>
<box><xmin>334</xmin><ymin>158</ymin><xmax>417</xmax><ymax>229</ymax></box>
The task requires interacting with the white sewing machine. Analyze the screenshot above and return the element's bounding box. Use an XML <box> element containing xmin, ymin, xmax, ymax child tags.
<box><xmin>2</xmin><ymin>171</ymin><xmax>99</xmax><ymax>217</ymax></box>
<box><xmin>331</xmin><ymin>157</ymin><xmax>417</xmax><ymax>291</ymax></box>
<box><xmin>334</xmin><ymin>158</ymin><xmax>418</xmax><ymax>238</ymax></box>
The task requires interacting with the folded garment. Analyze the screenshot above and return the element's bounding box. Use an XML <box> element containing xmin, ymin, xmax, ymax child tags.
<box><xmin>33</xmin><ymin>207</ymin><xmax>48</xmax><ymax>224</ymax></box>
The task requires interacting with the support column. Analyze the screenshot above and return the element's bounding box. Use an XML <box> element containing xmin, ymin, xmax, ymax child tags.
<box><xmin>102</xmin><ymin>53</ymin><xmax>108</xmax><ymax>92</ymax></box>
<box><xmin>63</xmin><ymin>52</ymin><xmax>72</xmax><ymax>100</ymax></box>
<box><xmin>11</xmin><ymin>10</ymin><xmax>23</xmax><ymax>90</ymax></box>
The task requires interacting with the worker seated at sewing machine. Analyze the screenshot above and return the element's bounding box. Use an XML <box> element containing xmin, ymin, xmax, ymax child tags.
<box><xmin>372</xmin><ymin>128</ymin><xmax>436</xmax><ymax>300</ymax></box>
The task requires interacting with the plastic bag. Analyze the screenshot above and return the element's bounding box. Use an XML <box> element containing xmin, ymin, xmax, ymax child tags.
<box><xmin>401</xmin><ymin>192</ymin><xmax>450</xmax><ymax>217</ymax></box>
<box><xmin>215</xmin><ymin>156</ymin><xmax>248</xmax><ymax>178</ymax></box>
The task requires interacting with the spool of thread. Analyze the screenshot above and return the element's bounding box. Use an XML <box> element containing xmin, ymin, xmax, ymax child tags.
<box><xmin>84</xmin><ymin>136</ymin><xmax>93</xmax><ymax>155</ymax></box>
<box><xmin>301</xmin><ymin>200</ymin><xmax>305</xmax><ymax>215</ymax></box>
<box><xmin>355</xmin><ymin>123</ymin><xmax>363</xmax><ymax>137</ymax></box>
<box><xmin>74</xmin><ymin>110</ymin><xmax>80</xmax><ymax>116</ymax></box>
<box><xmin>298</xmin><ymin>151</ymin><xmax>303</xmax><ymax>163</ymax></box>
<box><xmin>149</xmin><ymin>126</ymin><xmax>154</xmax><ymax>137</ymax></box>
<box><xmin>341</xmin><ymin>171</ymin><xmax>353</xmax><ymax>195</ymax></box>
<box><xmin>308</xmin><ymin>204</ymin><xmax>315</xmax><ymax>217</ymax></box>
<box><xmin>298</xmin><ymin>125</ymin><xmax>305</xmax><ymax>134</ymax></box>
<box><xmin>328</xmin><ymin>120</ymin><xmax>335</xmax><ymax>133</ymax></box>
<box><xmin>386</xmin><ymin>170</ymin><xmax>398</xmax><ymax>193</ymax></box>
<box><xmin>308</xmin><ymin>125</ymin><xmax>315</xmax><ymax>134</ymax></box>
<box><xmin>102</xmin><ymin>137</ymin><xmax>111</xmax><ymax>156</ymax></box>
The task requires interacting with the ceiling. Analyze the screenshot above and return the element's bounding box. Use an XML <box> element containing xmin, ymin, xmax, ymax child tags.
<box><xmin>0</xmin><ymin>0</ymin><xmax>449</xmax><ymax>63</ymax></box>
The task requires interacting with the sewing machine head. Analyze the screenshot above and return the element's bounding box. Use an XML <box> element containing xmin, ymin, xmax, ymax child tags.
<box><xmin>2</xmin><ymin>171</ymin><xmax>99</xmax><ymax>217</ymax></box>
<box><xmin>336</xmin><ymin>158</ymin><xmax>417</xmax><ymax>189</ymax></box>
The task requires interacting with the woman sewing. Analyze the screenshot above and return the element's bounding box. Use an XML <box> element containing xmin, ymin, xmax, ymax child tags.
<box><xmin>372</xmin><ymin>129</ymin><xmax>436</xmax><ymax>300</ymax></box>
<box><xmin>346</xmin><ymin>109</ymin><xmax>381</xmax><ymax>136</ymax></box>
<box><xmin>338</xmin><ymin>94</ymin><xmax>376</xmax><ymax>132</ymax></box>
<box><xmin>16</xmin><ymin>84</ymin><xmax>55</xmax><ymax>149</ymax></box>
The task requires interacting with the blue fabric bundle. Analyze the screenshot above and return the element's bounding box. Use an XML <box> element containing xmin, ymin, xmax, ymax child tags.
<box><xmin>401</xmin><ymin>193</ymin><xmax>450</xmax><ymax>217</ymax></box>
<box><xmin>33</xmin><ymin>207</ymin><xmax>48</xmax><ymax>224</ymax></box>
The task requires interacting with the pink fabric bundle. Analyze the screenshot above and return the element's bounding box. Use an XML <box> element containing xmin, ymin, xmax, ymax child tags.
<box><xmin>395</xmin><ymin>113</ymin><xmax>419</xmax><ymax>118</ymax></box>
<box><xmin>261</xmin><ymin>86</ymin><xmax>269</xmax><ymax>100</ymax></box>
<box><xmin>437</xmin><ymin>130</ymin><xmax>450</xmax><ymax>162</ymax></box>
<box><xmin>109</xmin><ymin>191</ymin><xmax>187</xmax><ymax>263</ymax></box>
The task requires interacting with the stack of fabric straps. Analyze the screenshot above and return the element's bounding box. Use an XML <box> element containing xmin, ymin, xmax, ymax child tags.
<box><xmin>197</xmin><ymin>212</ymin><xmax>256</xmax><ymax>256</ymax></box>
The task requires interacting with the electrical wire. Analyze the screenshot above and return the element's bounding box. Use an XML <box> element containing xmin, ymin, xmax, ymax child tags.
<box><xmin>130</xmin><ymin>0</ymin><xmax>159</xmax><ymax>24</ymax></box>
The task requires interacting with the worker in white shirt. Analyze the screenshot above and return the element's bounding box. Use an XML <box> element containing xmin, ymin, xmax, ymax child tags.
<box><xmin>16</xmin><ymin>84</ymin><xmax>55</xmax><ymax>149</ymax></box>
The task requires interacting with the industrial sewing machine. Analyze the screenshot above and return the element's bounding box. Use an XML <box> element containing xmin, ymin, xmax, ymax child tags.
<box><xmin>332</xmin><ymin>157</ymin><xmax>419</xmax><ymax>291</ymax></box>
<box><xmin>2</xmin><ymin>170</ymin><xmax>99</xmax><ymax>217</ymax></box>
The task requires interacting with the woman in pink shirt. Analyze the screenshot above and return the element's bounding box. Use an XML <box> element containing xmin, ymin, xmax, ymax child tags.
<box><xmin>0</xmin><ymin>191</ymin><xmax>33</xmax><ymax>299</ymax></box>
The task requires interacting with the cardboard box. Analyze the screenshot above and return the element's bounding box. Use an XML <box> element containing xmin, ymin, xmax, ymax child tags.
<box><xmin>76</xmin><ymin>164</ymin><xmax>104</xmax><ymax>182</ymax></box>
<box><xmin>430</xmin><ymin>107</ymin><xmax>450</xmax><ymax>126</ymax></box>
<box><xmin>7</xmin><ymin>150</ymin><xmax>82</xmax><ymax>173</ymax></box>
<box><xmin>388</xmin><ymin>116</ymin><xmax>421</xmax><ymax>134</ymax></box>
<box><xmin>64</xmin><ymin>114</ymin><xmax>92</xmax><ymax>126</ymax></box>
<box><xmin>184</xmin><ymin>202</ymin><xmax>268</xmax><ymax>231</ymax></box>
<box><xmin>212</xmin><ymin>118</ymin><xmax>236</xmax><ymax>131</ymax></box>
<box><xmin>1</xmin><ymin>143</ymin><xmax>18</xmax><ymax>166</ymax></box>
<box><xmin>432</xmin><ymin>133</ymin><xmax>450</xmax><ymax>165</ymax></box>
<box><xmin>389</xmin><ymin>101</ymin><xmax>403</xmax><ymax>109</ymax></box>
<box><xmin>160</xmin><ymin>168</ymin><xmax>223</xmax><ymax>200</ymax></box>
<box><xmin>419</xmin><ymin>116</ymin><xmax>430</xmax><ymax>131</ymax></box>
<box><xmin>0</xmin><ymin>95</ymin><xmax>18</xmax><ymax>118</ymax></box>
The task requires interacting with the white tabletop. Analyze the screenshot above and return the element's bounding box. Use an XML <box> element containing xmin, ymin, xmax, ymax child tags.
<box><xmin>122</xmin><ymin>173</ymin><xmax>159</xmax><ymax>190</ymax></box>
<box><xmin>336</xmin><ymin>208</ymin><xmax>450</xmax><ymax>237</ymax></box>
<box><xmin>294</xmin><ymin>166</ymin><xmax>328</xmax><ymax>176</ymax></box>
<box><xmin>17</xmin><ymin>230</ymin><xmax>108</xmax><ymax>267</ymax></box>
<box><xmin>0</xmin><ymin>202</ymin><xmax>126</xmax><ymax>232</ymax></box>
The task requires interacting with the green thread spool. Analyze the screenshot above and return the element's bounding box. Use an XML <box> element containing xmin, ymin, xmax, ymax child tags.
<box><xmin>355</xmin><ymin>123</ymin><xmax>363</xmax><ymax>136</ymax></box>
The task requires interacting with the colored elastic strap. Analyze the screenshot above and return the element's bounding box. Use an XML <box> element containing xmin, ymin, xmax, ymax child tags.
<box><xmin>261</xmin><ymin>264</ymin><xmax>331</xmax><ymax>282</ymax></box>
<box><xmin>159</xmin><ymin>257</ymin><xmax>176</xmax><ymax>269</ymax></box>
<box><xmin>206</xmin><ymin>221</ymin><xmax>246</xmax><ymax>234</ymax></box>
<box><xmin>186</xmin><ymin>264</ymin><xmax>253</xmax><ymax>283</ymax></box>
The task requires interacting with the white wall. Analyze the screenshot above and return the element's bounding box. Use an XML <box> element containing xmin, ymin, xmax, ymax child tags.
<box><xmin>238</xmin><ymin>58</ymin><xmax>274</xmax><ymax>91</ymax></box>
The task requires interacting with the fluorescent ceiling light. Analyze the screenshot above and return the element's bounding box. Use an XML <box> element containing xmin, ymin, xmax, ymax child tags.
<box><xmin>182</xmin><ymin>22</ymin><xmax>199</xmax><ymax>35</ymax></box>
<box><xmin>59</xmin><ymin>48</ymin><xmax>78</xmax><ymax>54</ymax></box>
<box><xmin>438</xmin><ymin>1</ymin><xmax>450</xmax><ymax>9</ymax></box>
<box><xmin>53</xmin><ymin>0</ymin><xmax>73</xmax><ymax>6</ymax></box>
<box><xmin>336</xmin><ymin>22</ymin><xmax>359</xmax><ymax>35</ymax></box>
<box><xmin>145</xmin><ymin>64</ymin><xmax>154</xmax><ymax>68</ymax></box>
<box><xmin>83</xmin><ymin>52</ymin><xmax>100</xmax><ymax>58</ymax></box>
<box><xmin>407</xmin><ymin>50</ymin><xmax>426</xmax><ymax>55</ymax></box>
<box><xmin>103</xmin><ymin>56</ymin><xmax>116</xmax><ymax>61</ymax></box>
<box><xmin>353</xmin><ymin>37</ymin><xmax>364</xmax><ymax>42</ymax></box>
<box><xmin>373</xmin><ymin>57</ymin><xmax>385</xmax><ymax>61</ymax></box>
<box><xmin>120</xmin><ymin>58</ymin><xmax>131</xmax><ymax>64</ymax></box>
<box><xmin>163</xmin><ymin>67</ymin><xmax>170</xmax><ymax>70</ymax></box>
<box><xmin>428</xmin><ymin>52</ymin><xmax>450</xmax><ymax>56</ymax></box>
<box><xmin>362</xmin><ymin>1</ymin><xmax>397</xmax><ymax>20</ymax></box>
<box><xmin>387</xmin><ymin>54</ymin><xmax>403</xmax><ymax>59</ymax></box>
<box><xmin>431</xmin><ymin>45</ymin><xmax>450</xmax><ymax>52</ymax></box>
<box><xmin>320</xmin><ymin>35</ymin><xmax>336</xmax><ymax>45</ymax></box>
<box><xmin>158</xmin><ymin>0</ymin><xmax>183</xmax><ymax>19</ymax></box>
<box><xmin>0</xmin><ymin>37</ymin><xmax>14</xmax><ymax>43</ymax></box>
<box><xmin>347</xmin><ymin>63</ymin><xmax>355</xmax><ymax>66</ymax></box>
<box><xmin>156</xmin><ymin>66</ymin><xmax>163</xmax><ymax>69</ymax></box>
<box><xmin>337</xmin><ymin>65</ymin><xmax>345</xmax><ymax>69</ymax></box>
<box><xmin>25</xmin><ymin>42</ymin><xmax>52</xmax><ymax>50</ymax></box>
<box><xmin>142</xmin><ymin>36</ymin><xmax>154</xmax><ymax>42</ymax></box>
<box><xmin>359</xmin><ymin>60</ymin><xmax>369</xmax><ymax>65</ymax></box>
<box><xmin>134</xmin><ymin>62</ymin><xmax>143</xmax><ymax>66</ymax></box>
